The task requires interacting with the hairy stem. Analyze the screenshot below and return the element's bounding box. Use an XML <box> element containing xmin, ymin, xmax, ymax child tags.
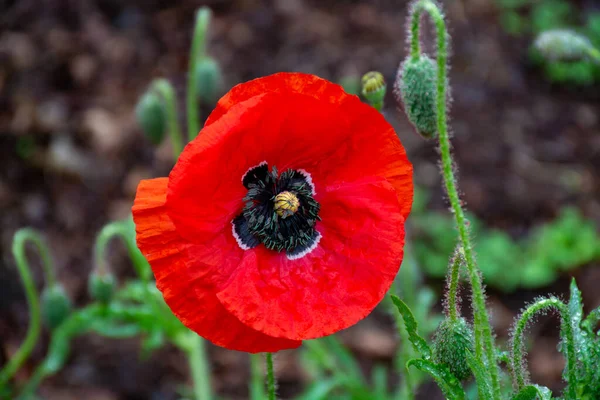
<box><xmin>408</xmin><ymin>1</ymin><xmax>500</xmax><ymax>397</ymax></box>
<box><xmin>510</xmin><ymin>297</ymin><xmax>577</xmax><ymax>398</ymax></box>
<box><xmin>188</xmin><ymin>334</ymin><xmax>212</xmax><ymax>400</ymax></box>
<box><xmin>446</xmin><ymin>247</ymin><xmax>463</xmax><ymax>322</ymax></box>
<box><xmin>266</xmin><ymin>353</ymin><xmax>276</xmax><ymax>400</ymax></box>
<box><xmin>0</xmin><ymin>229</ymin><xmax>54</xmax><ymax>386</ymax></box>
<box><xmin>152</xmin><ymin>79</ymin><xmax>184</xmax><ymax>159</ymax></box>
<box><xmin>186</xmin><ymin>7</ymin><xmax>211</xmax><ymax>142</ymax></box>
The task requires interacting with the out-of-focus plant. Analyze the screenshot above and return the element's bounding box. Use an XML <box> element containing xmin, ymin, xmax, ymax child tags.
<box><xmin>495</xmin><ymin>0</ymin><xmax>600</xmax><ymax>84</ymax></box>
<box><xmin>412</xmin><ymin>189</ymin><xmax>600</xmax><ymax>292</ymax></box>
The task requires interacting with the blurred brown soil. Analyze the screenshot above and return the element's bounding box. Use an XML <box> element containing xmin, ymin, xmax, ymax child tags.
<box><xmin>1</xmin><ymin>0</ymin><xmax>599</xmax><ymax>399</ymax></box>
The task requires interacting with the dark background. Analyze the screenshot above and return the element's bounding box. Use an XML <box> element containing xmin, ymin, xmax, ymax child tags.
<box><xmin>1</xmin><ymin>0</ymin><xmax>599</xmax><ymax>399</ymax></box>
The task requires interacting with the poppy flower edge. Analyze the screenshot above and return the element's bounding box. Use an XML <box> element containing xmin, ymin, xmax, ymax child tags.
<box><xmin>132</xmin><ymin>72</ymin><xmax>413</xmax><ymax>351</ymax></box>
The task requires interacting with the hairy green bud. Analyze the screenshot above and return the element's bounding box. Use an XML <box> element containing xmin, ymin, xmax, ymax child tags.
<box><xmin>432</xmin><ymin>317</ymin><xmax>475</xmax><ymax>381</ymax></box>
<box><xmin>41</xmin><ymin>285</ymin><xmax>72</xmax><ymax>329</ymax></box>
<box><xmin>194</xmin><ymin>57</ymin><xmax>224</xmax><ymax>104</ymax></box>
<box><xmin>88</xmin><ymin>272</ymin><xmax>116</xmax><ymax>304</ymax></box>
<box><xmin>534</xmin><ymin>29</ymin><xmax>593</xmax><ymax>62</ymax></box>
<box><xmin>361</xmin><ymin>71</ymin><xmax>386</xmax><ymax>111</ymax></box>
<box><xmin>394</xmin><ymin>55</ymin><xmax>437</xmax><ymax>139</ymax></box>
<box><xmin>135</xmin><ymin>90</ymin><xmax>166</xmax><ymax>145</ymax></box>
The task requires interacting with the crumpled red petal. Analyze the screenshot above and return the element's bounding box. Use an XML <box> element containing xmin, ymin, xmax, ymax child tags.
<box><xmin>215</xmin><ymin>177</ymin><xmax>405</xmax><ymax>340</ymax></box>
<box><xmin>132</xmin><ymin>178</ymin><xmax>301</xmax><ymax>352</ymax></box>
<box><xmin>203</xmin><ymin>72</ymin><xmax>413</xmax><ymax>219</ymax></box>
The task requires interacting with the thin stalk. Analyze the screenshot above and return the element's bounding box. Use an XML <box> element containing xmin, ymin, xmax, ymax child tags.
<box><xmin>94</xmin><ymin>220</ymin><xmax>150</xmax><ymax>282</ymax></box>
<box><xmin>152</xmin><ymin>79</ymin><xmax>184</xmax><ymax>159</ymax></box>
<box><xmin>587</xmin><ymin>46</ymin><xmax>600</xmax><ymax>64</ymax></box>
<box><xmin>0</xmin><ymin>229</ymin><xmax>54</xmax><ymax>386</ymax></box>
<box><xmin>250</xmin><ymin>354</ymin><xmax>266</xmax><ymax>400</ymax></box>
<box><xmin>187</xmin><ymin>334</ymin><xmax>212</xmax><ymax>400</ymax></box>
<box><xmin>446</xmin><ymin>248</ymin><xmax>463</xmax><ymax>322</ymax></box>
<box><xmin>510</xmin><ymin>297</ymin><xmax>577</xmax><ymax>399</ymax></box>
<box><xmin>186</xmin><ymin>7</ymin><xmax>212</xmax><ymax>141</ymax></box>
<box><xmin>409</xmin><ymin>1</ymin><xmax>501</xmax><ymax>397</ymax></box>
<box><xmin>266</xmin><ymin>353</ymin><xmax>276</xmax><ymax>400</ymax></box>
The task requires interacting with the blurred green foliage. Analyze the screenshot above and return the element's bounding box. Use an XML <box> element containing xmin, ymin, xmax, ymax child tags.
<box><xmin>495</xmin><ymin>0</ymin><xmax>600</xmax><ymax>85</ymax></box>
<box><xmin>411</xmin><ymin>187</ymin><xmax>600</xmax><ymax>292</ymax></box>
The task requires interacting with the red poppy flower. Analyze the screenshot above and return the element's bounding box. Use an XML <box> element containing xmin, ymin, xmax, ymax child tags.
<box><xmin>132</xmin><ymin>72</ymin><xmax>413</xmax><ymax>353</ymax></box>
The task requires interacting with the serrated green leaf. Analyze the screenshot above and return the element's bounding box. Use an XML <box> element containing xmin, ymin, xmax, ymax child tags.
<box><xmin>465</xmin><ymin>350</ymin><xmax>493</xmax><ymax>400</ymax></box>
<box><xmin>406</xmin><ymin>359</ymin><xmax>465</xmax><ymax>400</ymax></box>
<box><xmin>391</xmin><ymin>295</ymin><xmax>432</xmax><ymax>359</ymax></box>
<box><xmin>568</xmin><ymin>279</ymin><xmax>591</xmax><ymax>382</ymax></box>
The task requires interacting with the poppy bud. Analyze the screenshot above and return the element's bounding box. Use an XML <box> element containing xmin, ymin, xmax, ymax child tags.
<box><xmin>88</xmin><ymin>271</ymin><xmax>116</xmax><ymax>304</ymax></box>
<box><xmin>135</xmin><ymin>90</ymin><xmax>166</xmax><ymax>145</ymax></box>
<box><xmin>394</xmin><ymin>55</ymin><xmax>438</xmax><ymax>139</ymax></box>
<box><xmin>533</xmin><ymin>29</ymin><xmax>593</xmax><ymax>62</ymax></box>
<box><xmin>432</xmin><ymin>317</ymin><xmax>475</xmax><ymax>381</ymax></box>
<box><xmin>194</xmin><ymin>57</ymin><xmax>224</xmax><ymax>104</ymax></box>
<box><xmin>361</xmin><ymin>71</ymin><xmax>386</xmax><ymax>111</ymax></box>
<box><xmin>41</xmin><ymin>284</ymin><xmax>72</xmax><ymax>329</ymax></box>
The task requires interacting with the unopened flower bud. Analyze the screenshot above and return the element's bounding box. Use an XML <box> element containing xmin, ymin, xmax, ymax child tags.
<box><xmin>534</xmin><ymin>30</ymin><xmax>593</xmax><ymax>62</ymax></box>
<box><xmin>361</xmin><ymin>71</ymin><xmax>386</xmax><ymax>111</ymax></box>
<box><xmin>432</xmin><ymin>317</ymin><xmax>475</xmax><ymax>381</ymax></box>
<box><xmin>88</xmin><ymin>271</ymin><xmax>116</xmax><ymax>304</ymax></box>
<box><xmin>135</xmin><ymin>90</ymin><xmax>166</xmax><ymax>145</ymax></box>
<box><xmin>194</xmin><ymin>57</ymin><xmax>224</xmax><ymax>104</ymax></box>
<box><xmin>394</xmin><ymin>55</ymin><xmax>438</xmax><ymax>139</ymax></box>
<box><xmin>41</xmin><ymin>284</ymin><xmax>72</xmax><ymax>329</ymax></box>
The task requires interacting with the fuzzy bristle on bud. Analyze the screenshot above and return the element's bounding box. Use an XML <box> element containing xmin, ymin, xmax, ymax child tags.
<box><xmin>394</xmin><ymin>55</ymin><xmax>438</xmax><ymax>139</ymax></box>
<box><xmin>41</xmin><ymin>285</ymin><xmax>72</xmax><ymax>330</ymax></box>
<box><xmin>533</xmin><ymin>29</ymin><xmax>593</xmax><ymax>62</ymax></box>
<box><xmin>432</xmin><ymin>317</ymin><xmax>475</xmax><ymax>381</ymax></box>
<box><xmin>361</xmin><ymin>71</ymin><xmax>386</xmax><ymax>111</ymax></box>
<box><xmin>194</xmin><ymin>57</ymin><xmax>224</xmax><ymax>104</ymax></box>
<box><xmin>136</xmin><ymin>90</ymin><xmax>166</xmax><ymax>145</ymax></box>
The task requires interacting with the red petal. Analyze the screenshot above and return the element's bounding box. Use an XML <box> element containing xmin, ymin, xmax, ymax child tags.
<box><xmin>215</xmin><ymin>177</ymin><xmax>405</xmax><ymax>340</ymax></box>
<box><xmin>132</xmin><ymin>178</ymin><xmax>301</xmax><ymax>352</ymax></box>
<box><xmin>203</xmin><ymin>72</ymin><xmax>413</xmax><ymax>219</ymax></box>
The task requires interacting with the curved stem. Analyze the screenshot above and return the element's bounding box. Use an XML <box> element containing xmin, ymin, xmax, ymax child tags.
<box><xmin>266</xmin><ymin>353</ymin><xmax>276</xmax><ymax>400</ymax></box>
<box><xmin>510</xmin><ymin>297</ymin><xmax>577</xmax><ymax>398</ymax></box>
<box><xmin>152</xmin><ymin>79</ymin><xmax>184</xmax><ymax>159</ymax></box>
<box><xmin>186</xmin><ymin>7</ymin><xmax>212</xmax><ymax>142</ymax></box>
<box><xmin>0</xmin><ymin>229</ymin><xmax>54</xmax><ymax>386</ymax></box>
<box><xmin>446</xmin><ymin>247</ymin><xmax>463</xmax><ymax>322</ymax></box>
<box><xmin>408</xmin><ymin>1</ymin><xmax>500</xmax><ymax>397</ymax></box>
<box><xmin>94</xmin><ymin>219</ymin><xmax>150</xmax><ymax>282</ymax></box>
<box><xmin>187</xmin><ymin>334</ymin><xmax>212</xmax><ymax>400</ymax></box>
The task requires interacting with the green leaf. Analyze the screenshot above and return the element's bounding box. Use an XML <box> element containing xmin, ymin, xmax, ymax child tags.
<box><xmin>391</xmin><ymin>295</ymin><xmax>432</xmax><ymax>359</ymax></box>
<box><xmin>295</xmin><ymin>378</ymin><xmax>341</xmax><ymax>400</ymax></box>
<box><xmin>512</xmin><ymin>385</ymin><xmax>552</xmax><ymax>400</ymax></box>
<box><xmin>406</xmin><ymin>359</ymin><xmax>465</xmax><ymax>400</ymax></box>
<box><xmin>568</xmin><ymin>279</ymin><xmax>591</xmax><ymax>381</ymax></box>
<box><xmin>464</xmin><ymin>350</ymin><xmax>493</xmax><ymax>400</ymax></box>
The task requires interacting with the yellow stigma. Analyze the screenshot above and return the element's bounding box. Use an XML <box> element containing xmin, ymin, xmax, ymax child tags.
<box><xmin>274</xmin><ymin>191</ymin><xmax>300</xmax><ymax>218</ymax></box>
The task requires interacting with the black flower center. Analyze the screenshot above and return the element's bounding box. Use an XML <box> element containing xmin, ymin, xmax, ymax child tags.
<box><xmin>232</xmin><ymin>162</ymin><xmax>321</xmax><ymax>259</ymax></box>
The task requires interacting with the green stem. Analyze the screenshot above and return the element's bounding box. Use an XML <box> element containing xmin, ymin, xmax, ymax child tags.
<box><xmin>510</xmin><ymin>297</ymin><xmax>577</xmax><ymax>399</ymax></box>
<box><xmin>187</xmin><ymin>334</ymin><xmax>212</xmax><ymax>400</ymax></box>
<box><xmin>587</xmin><ymin>46</ymin><xmax>600</xmax><ymax>64</ymax></box>
<box><xmin>266</xmin><ymin>353</ymin><xmax>276</xmax><ymax>400</ymax></box>
<box><xmin>187</xmin><ymin>7</ymin><xmax>212</xmax><ymax>142</ymax></box>
<box><xmin>408</xmin><ymin>1</ymin><xmax>500</xmax><ymax>397</ymax></box>
<box><xmin>94</xmin><ymin>219</ymin><xmax>150</xmax><ymax>282</ymax></box>
<box><xmin>0</xmin><ymin>229</ymin><xmax>54</xmax><ymax>386</ymax></box>
<box><xmin>250</xmin><ymin>354</ymin><xmax>266</xmax><ymax>400</ymax></box>
<box><xmin>446</xmin><ymin>247</ymin><xmax>464</xmax><ymax>322</ymax></box>
<box><xmin>152</xmin><ymin>79</ymin><xmax>184</xmax><ymax>159</ymax></box>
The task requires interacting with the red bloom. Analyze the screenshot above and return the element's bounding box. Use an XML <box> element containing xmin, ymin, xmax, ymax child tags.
<box><xmin>132</xmin><ymin>72</ymin><xmax>413</xmax><ymax>353</ymax></box>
